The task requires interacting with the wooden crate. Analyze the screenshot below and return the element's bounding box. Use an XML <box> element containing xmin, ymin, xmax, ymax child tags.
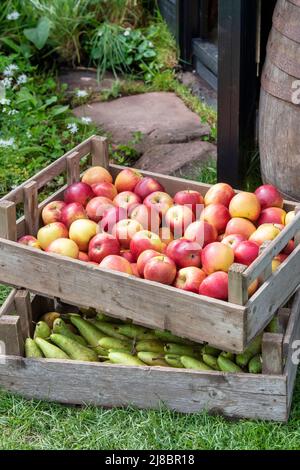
<box><xmin>0</xmin><ymin>135</ymin><xmax>299</xmax><ymax>353</ymax></box>
<box><xmin>0</xmin><ymin>289</ymin><xmax>299</xmax><ymax>422</ymax></box>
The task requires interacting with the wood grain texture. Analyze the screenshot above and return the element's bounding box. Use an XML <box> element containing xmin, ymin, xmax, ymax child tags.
<box><xmin>228</xmin><ymin>264</ymin><xmax>248</xmax><ymax>306</ymax></box>
<box><xmin>0</xmin><ymin>201</ymin><xmax>17</xmax><ymax>241</ymax></box>
<box><xmin>0</xmin><ymin>240</ymin><xmax>246</xmax><ymax>352</ymax></box>
<box><xmin>262</xmin><ymin>333</ymin><xmax>284</xmax><ymax>375</ymax></box>
<box><xmin>91</xmin><ymin>136</ymin><xmax>109</xmax><ymax>168</ymax></box>
<box><xmin>23</xmin><ymin>181</ymin><xmax>39</xmax><ymax>236</ymax></box>
<box><xmin>0</xmin><ymin>357</ymin><xmax>287</xmax><ymax>421</ymax></box>
<box><xmin>14</xmin><ymin>290</ymin><xmax>33</xmax><ymax>338</ymax></box>
<box><xmin>66</xmin><ymin>152</ymin><xmax>80</xmax><ymax>185</ymax></box>
<box><xmin>247</xmin><ymin>245</ymin><xmax>300</xmax><ymax>343</ymax></box>
<box><xmin>0</xmin><ymin>316</ymin><xmax>23</xmax><ymax>356</ymax></box>
<box><xmin>0</xmin><ymin>289</ymin><xmax>17</xmax><ymax>318</ymax></box>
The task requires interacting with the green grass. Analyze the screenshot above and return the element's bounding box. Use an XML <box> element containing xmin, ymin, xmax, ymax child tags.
<box><xmin>0</xmin><ymin>283</ymin><xmax>300</xmax><ymax>450</ymax></box>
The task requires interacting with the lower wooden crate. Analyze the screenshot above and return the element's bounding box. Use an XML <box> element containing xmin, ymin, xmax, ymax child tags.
<box><xmin>0</xmin><ymin>289</ymin><xmax>299</xmax><ymax>422</ymax></box>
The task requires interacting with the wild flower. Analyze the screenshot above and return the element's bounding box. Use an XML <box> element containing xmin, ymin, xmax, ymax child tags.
<box><xmin>3</xmin><ymin>64</ymin><xmax>19</xmax><ymax>77</ymax></box>
<box><xmin>7</xmin><ymin>109</ymin><xmax>19</xmax><ymax>116</ymax></box>
<box><xmin>0</xmin><ymin>98</ymin><xmax>11</xmax><ymax>106</ymax></box>
<box><xmin>76</xmin><ymin>89</ymin><xmax>88</xmax><ymax>98</ymax></box>
<box><xmin>17</xmin><ymin>74</ymin><xmax>28</xmax><ymax>85</ymax></box>
<box><xmin>0</xmin><ymin>77</ymin><xmax>13</xmax><ymax>88</ymax></box>
<box><xmin>0</xmin><ymin>137</ymin><xmax>15</xmax><ymax>147</ymax></box>
<box><xmin>81</xmin><ymin>116</ymin><xmax>92</xmax><ymax>124</ymax></box>
<box><xmin>7</xmin><ymin>11</ymin><xmax>20</xmax><ymax>21</ymax></box>
<box><xmin>67</xmin><ymin>123</ymin><xmax>78</xmax><ymax>134</ymax></box>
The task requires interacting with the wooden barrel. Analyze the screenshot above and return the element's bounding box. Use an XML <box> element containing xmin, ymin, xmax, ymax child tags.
<box><xmin>259</xmin><ymin>0</ymin><xmax>300</xmax><ymax>201</ymax></box>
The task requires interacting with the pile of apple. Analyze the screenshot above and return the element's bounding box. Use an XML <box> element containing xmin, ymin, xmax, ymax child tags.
<box><xmin>18</xmin><ymin>166</ymin><xmax>296</xmax><ymax>302</ymax></box>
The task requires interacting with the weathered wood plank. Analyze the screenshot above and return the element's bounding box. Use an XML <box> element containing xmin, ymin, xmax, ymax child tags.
<box><xmin>247</xmin><ymin>245</ymin><xmax>300</xmax><ymax>343</ymax></box>
<box><xmin>0</xmin><ymin>316</ymin><xmax>23</xmax><ymax>356</ymax></box>
<box><xmin>91</xmin><ymin>136</ymin><xmax>109</xmax><ymax>168</ymax></box>
<box><xmin>14</xmin><ymin>290</ymin><xmax>33</xmax><ymax>338</ymax></box>
<box><xmin>0</xmin><ymin>357</ymin><xmax>287</xmax><ymax>421</ymax></box>
<box><xmin>23</xmin><ymin>181</ymin><xmax>39</xmax><ymax>236</ymax></box>
<box><xmin>0</xmin><ymin>201</ymin><xmax>17</xmax><ymax>241</ymax></box>
<box><xmin>228</xmin><ymin>264</ymin><xmax>248</xmax><ymax>306</ymax></box>
<box><xmin>0</xmin><ymin>289</ymin><xmax>17</xmax><ymax>318</ymax></box>
<box><xmin>262</xmin><ymin>333</ymin><xmax>284</xmax><ymax>375</ymax></box>
<box><xmin>0</xmin><ymin>240</ymin><xmax>246</xmax><ymax>352</ymax></box>
<box><xmin>66</xmin><ymin>152</ymin><xmax>80</xmax><ymax>185</ymax></box>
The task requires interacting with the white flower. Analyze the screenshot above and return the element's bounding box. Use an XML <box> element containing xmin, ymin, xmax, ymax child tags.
<box><xmin>97</xmin><ymin>31</ymin><xmax>103</xmax><ymax>37</ymax></box>
<box><xmin>26</xmin><ymin>131</ymin><xmax>32</xmax><ymax>138</ymax></box>
<box><xmin>148</xmin><ymin>41</ymin><xmax>153</xmax><ymax>47</ymax></box>
<box><xmin>3</xmin><ymin>64</ymin><xmax>19</xmax><ymax>77</ymax></box>
<box><xmin>17</xmin><ymin>74</ymin><xmax>27</xmax><ymax>85</ymax></box>
<box><xmin>7</xmin><ymin>109</ymin><xmax>18</xmax><ymax>116</ymax></box>
<box><xmin>124</xmin><ymin>30</ymin><xmax>131</xmax><ymax>37</ymax></box>
<box><xmin>76</xmin><ymin>89</ymin><xmax>88</xmax><ymax>98</ymax></box>
<box><xmin>81</xmin><ymin>116</ymin><xmax>92</xmax><ymax>124</ymax></box>
<box><xmin>67</xmin><ymin>123</ymin><xmax>78</xmax><ymax>134</ymax></box>
<box><xmin>7</xmin><ymin>11</ymin><xmax>20</xmax><ymax>21</ymax></box>
<box><xmin>0</xmin><ymin>137</ymin><xmax>15</xmax><ymax>147</ymax></box>
<box><xmin>1</xmin><ymin>77</ymin><xmax>13</xmax><ymax>89</ymax></box>
<box><xmin>0</xmin><ymin>98</ymin><xmax>11</xmax><ymax>106</ymax></box>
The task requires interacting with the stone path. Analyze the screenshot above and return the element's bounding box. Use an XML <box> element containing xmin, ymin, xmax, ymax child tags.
<box><xmin>62</xmin><ymin>71</ymin><xmax>217</xmax><ymax>177</ymax></box>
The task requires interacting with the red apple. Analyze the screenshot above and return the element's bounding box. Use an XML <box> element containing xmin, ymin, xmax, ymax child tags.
<box><xmin>115</xmin><ymin>168</ymin><xmax>142</xmax><ymax>193</ymax></box>
<box><xmin>69</xmin><ymin>219</ymin><xmax>98</xmax><ymax>251</ymax></box>
<box><xmin>173</xmin><ymin>190</ymin><xmax>204</xmax><ymax>216</ymax></box>
<box><xmin>60</xmin><ymin>202</ymin><xmax>87</xmax><ymax>229</ymax></box>
<box><xmin>144</xmin><ymin>255</ymin><xmax>177</xmax><ymax>285</ymax></box>
<box><xmin>91</xmin><ymin>182</ymin><xmax>117</xmax><ymax>200</ymax></box>
<box><xmin>257</xmin><ymin>207</ymin><xmax>286</xmax><ymax>226</ymax></box>
<box><xmin>136</xmin><ymin>249</ymin><xmax>161</xmax><ymax>277</ymax></box>
<box><xmin>144</xmin><ymin>191</ymin><xmax>173</xmax><ymax>218</ymax></box>
<box><xmin>100</xmin><ymin>207</ymin><xmax>127</xmax><ymax>233</ymax></box>
<box><xmin>184</xmin><ymin>220</ymin><xmax>218</xmax><ymax>247</ymax></box>
<box><xmin>88</xmin><ymin>233</ymin><xmax>120</xmax><ymax>264</ymax></box>
<box><xmin>222</xmin><ymin>234</ymin><xmax>246</xmax><ymax>251</ymax></box>
<box><xmin>174</xmin><ymin>267</ymin><xmax>206</xmax><ymax>293</ymax></box>
<box><xmin>199</xmin><ymin>272</ymin><xmax>228</xmax><ymax>301</ymax></box>
<box><xmin>64</xmin><ymin>182</ymin><xmax>94</xmax><ymax>207</ymax></box>
<box><xmin>99</xmin><ymin>255</ymin><xmax>133</xmax><ymax>275</ymax></box>
<box><xmin>225</xmin><ymin>217</ymin><xmax>257</xmax><ymax>239</ymax></box>
<box><xmin>274</xmin><ymin>253</ymin><xmax>288</xmax><ymax>263</ymax></box>
<box><xmin>131</xmin><ymin>263</ymin><xmax>140</xmax><ymax>277</ymax></box>
<box><xmin>42</xmin><ymin>200</ymin><xmax>66</xmax><ymax>225</ymax></box>
<box><xmin>37</xmin><ymin>222</ymin><xmax>68</xmax><ymax>250</ymax></box>
<box><xmin>112</xmin><ymin>219</ymin><xmax>143</xmax><ymax>249</ymax></box>
<box><xmin>165</xmin><ymin>205</ymin><xmax>195</xmax><ymax>237</ymax></box>
<box><xmin>82</xmin><ymin>166</ymin><xmax>112</xmax><ymax>186</ymax></box>
<box><xmin>254</xmin><ymin>184</ymin><xmax>283</xmax><ymax>210</ymax></box>
<box><xmin>229</xmin><ymin>192</ymin><xmax>261</xmax><ymax>222</ymax></box>
<box><xmin>18</xmin><ymin>235</ymin><xmax>41</xmax><ymax>250</ymax></box>
<box><xmin>159</xmin><ymin>227</ymin><xmax>174</xmax><ymax>246</ymax></box>
<box><xmin>166</xmin><ymin>238</ymin><xmax>202</xmax><ymax>269</ymax></box>
<box><xmin>113</xmin><ymin>191</ymin><xmax>141</xmax><ymax>212</ymax></box>
<box><xmin>78</xmin><ymin>251</ymin><xmax>90</xmax><ymax>262</ymax></box>
<box><xmin>200</xmin><ymin>203</ymin><xmax>231</xmax><ymax>234</ymax></box>
<box><xmin>134</xmin><ymin>177</ymin><xmax>165</xmax><ymax>200</ymax></box>
<box><xmin>120</xmin><ymin>250</ymin><xmax>135</xmax><ymax>263</ymax></box>
<box><xmin>129</xmin><ymin>204</ymin><xmax>160</xmax><ymax>232</ymax></box>
<box><xmin>234</xmin><ymin>240</ymin><xmax>260</xmax><ymax>266</ymax></box>
<box><xmin>249</xmin><ymin>223</ymin><xmax>281</xmax><ymax>247</ymax></box>
<box><xmin>46</xmin><ymin>238</ymin><xmax>79</xmax><ymax>259</ymax></box>
<box><xmin>201</xmin><ymin>242</ymin><xmax>234</xmax><ymax>274</ymax></box>
<box><xmin>204</xmin><ymin>183</ymin><xmax>235</xmax><ymax>207</ymax></box>
<box><xmin>283</xmin><ymin>240</ymin><xmax>295</xmax><ymax>255</ymax></box>
<box><xmin>86</xmin><ymin>196</ymin><xmax>115</xmax><ymax>223</ymax></box>
<box><xmin>130</xmin><ymin>230</ymin><xmax>163</xmax><ymax>260</ymax></box>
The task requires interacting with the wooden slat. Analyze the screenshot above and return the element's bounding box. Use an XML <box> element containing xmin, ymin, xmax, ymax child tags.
<box><xmin>66</xmin><ymin>152</ymin><xmax>80</xmax><ymax>185</ymax></box>
<box><xmin>0</xmin><ymin>316</ymin><xmax>23</xmax><ymax>356</ymax></box>
<box><xmin>14</xmin><ymin>290</ymin><xmax>33</xmax><ymax>338</ymax></box>
<box><xmin>0</xmin><ymin>357</ymin><xmax>287</xmax><ymax>421</ymax></box>
<box><xmin>258</xmin><ymin>241</ymin><xmax>273</xmax><ymax>285</ymax></box>
<box><xmin>262</xmin><ymin>333</ymin><xmax>284</xmax><ymax>375</ymax></box>
<box><xmin>23</xmin><ymin>181</ymin><xmax>39</xmax><ymax>236</ymax></box>
<box><xmin>243</xmin><ymin>210</ymin><xmax>300</xmax><ymax>286</ymax></box>
<box><xmin>228</xmin><ymin>264</ymin><xmax>248</xmax><ymax>306</ymax></box>
<box><xmin>283</xmin><ymin>290</ymin><xmax>300</xmax><ymax>413</ymax></box>
<box><xmin>0</xmin><ymin>200</ymin><xmax>17</xmax><ymax>241</ymax></box>
<box><xmin>1</xmin><ymin>137</ymin><xmax>93</xmax><ymax>204</ymax></box>
<box><xmin>0</xmin><ymin>239</ymin><xmax>246</xmax><ymax>352</ymax></box>
<box><xmin>91</xmin><ymin>136</ymin><xmax>109</xmax><ymax>168</ymax></box>
<box><xmin>278</xmin><ymin>307</ymin><xmax>291</xmax><ymax>334</ymax></box>
<box><xmin>0</xmin><ymin>289</ymin><xmax>17</xmax><ymax>318</ymax></box>
<box><xmin>295</xmin><ymin>206</ymin><xmax>300</xmax><ymax>247</ymax></box>
<box><xmin>247</xmin><ymin>245</ymin><xmax>300</xmax><ymax>344</ymax></box>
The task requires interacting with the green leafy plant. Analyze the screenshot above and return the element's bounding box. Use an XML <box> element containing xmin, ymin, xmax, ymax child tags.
<box><xmin>110</xmin><ymin>131</ymin><xmax>143</xmax><ymax>166</ymax></box>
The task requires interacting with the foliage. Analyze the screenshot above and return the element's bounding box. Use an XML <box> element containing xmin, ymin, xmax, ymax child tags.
<box><xmin>110</xmin><ymin>131</ymin><xmax>143</xmax><ymax>166</ymax></box>
<box><xmin>0</xmin><ymin>53</ymin><xmax>98</xmax><ymax>198</ymax></box>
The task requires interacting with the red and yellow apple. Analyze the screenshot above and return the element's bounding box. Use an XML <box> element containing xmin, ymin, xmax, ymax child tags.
<box><xmin>134</xmin><ymin>177</ymin><xmax>165</xmax><ymax>200</ymax></box>
<box><xmin>143</xmin><ymin>191</ymin><xmax>173</xmax><ymax>218</ymax></box>
<box><xmin>285</xmin><ymin>211</ymin><xmax>295</xmax><ymax>225</ymax></box>
<box><xmin>200</xmin><ymin>203</ymin><xmax>231</xmax><ymax>234</ymax></box>
<box><xmin>254</xmin><ymin>184</ymin><xmax>283</xmax><ymax>210</ymax></box>
<box><xmin>78</xmin><ymin>251</ymin><xmax>90</xmax><ymax>262</ymax></box>
<box><xmin>174</xmin><ymin>267</ymin><xmax>206</xmax><ymax>293</ymax></box>
<box><xmin>173</xmin><ymin>190</ymin><xmax>204</xmax><ymax>216</ymax></box>
<box><xmin>91</xmin><ymin>182</ymin><xmax>117</xmax><ymax>200</ymax></box>
<box><xmin>130</xmin><ymin>230</ymin><xmax>163</xmax><ymax>260</ymax></box>
<box><xmin>100</xmin><ymin>207</ymin><xmax>127</xmax><ymax>233</ymax></box>
<box><xmin>86</xmin><ymin>196</ymin><xmax>115</xmax><ymax>223</ymax></box>
<box><xmin>82</xmin><ymin>166</ymin><xmax>112</xmax><ymax>186</ymax></box>
<box><xmin>159</xmin><ymin>227</ymin><xmax>174</xmax><ymax>246</ymax></box>
<box><xmin>131</xmin><ymin>263</ymin><xmax>140</xmax><ymax>277</ymax></box>
<box><xmin>165</xmin><ymin>205</ymin><xmax>195</xmax><ymax>237</ymax></box>
<box><xmin>136</xmin><ymin>249</ymin><xmax>161</xmax><ymax>277</ymax></box>
<box><xmin>204</xmin><ymin>183</ymin><xmax>235</xmax><ymax>207</ymax></box>
<box><xmin>113</xmin><ymin>191</ymin><xmax>141</xmax><ymax>212</ymax></box>
<box><xmin>99</xmin><ymin>255</ymin><xmax>133</xmax><ymax>275</ymax></box>
<box><xmin>64</xmin><ymin>182</ymin><xmax>94</xmax><ymax>207</ymax></box>
<box><xmin>37</xmin><ymin>222</ymin><xmax>68</xmax><ymax>250</ymax></box>
<box><xmin>184</xmin><ymin>220</ymin><xmax>218</xmax><ymax>247</ymax></box>
<box><xmin>129</xmin><ymin>204</ymin><xmax>160</xmax><ymax>232</ymax></box>
<box><xmin>234</xmin><ymin>240</ymin><xmax>259</xmax><ymax>266</ymax></box>
<box><xmin>42</xmin><ymin>200</ymin><xmax>66</xmax><ymax>225</ymax></box>
<box><xmin>69</xmin><ymin>219</ymin><xmax>98</xmax><ymax>251</ymax></box>
<box><xmin>257</xmin><ymin>207</ymin><xmax>286</xmax><ymax>226</ymax></box>
<box><xmin>18</xmin><ymin>235</ymin><xmax>41</xmax><ymax>250</ymax></box>
<box><xmin>112</xmin><ymin>219</ymin><xmax>142</xmax><ymax>249</ymax></box>
<box><xmin>60</xmin><ymin>202</ymin><xmax>87</xmax><ymax>229</ymax></box>
<box><xmin>225</xmin><ymin>217</ymin><xmax>256</xmax><ymax>239</ymax></box>
<box><xmin>201</xmin><ymin>242</ymin><xmax>234</xmax><ymax>274</ymax></box>
<box><xmin>229</xmin><ymin>192</ymin><xmax>261</xmax><ymax>222</ymax></box>
<box><xmin>46</xmin><ymin>238</ymin><xmax>79</xmax><ymax>259</ymax></box>
<box><xmin>199</xmin><ymin>271</ymin><xmax>228</xmax><ymax>300</ymax></box>
<box><xmin>115</xmin><ymin>169</ymin><xmax>142</xmax><ymax>193</ymax></box>
<box><xmin>144</xmin><ymin>255</ymin><xmax>177</xmax><ymax>285</ymax></box>
<box><xmin>88</xmin><ymin>233</ymin><xmax>120</xmax><ymax>263</ymax></box>
<box><xmin>120</xmin><ymin>250</ymin><xmax>135</xmax><ymax>263</ymax></box>
<box><xmin>222</xmin><ymin>234</ymin><xmax>246</xmax><ymax>251</ymax></box>
<box><xmin>166</xmin><ymin>238</ymin><xmax>202</xmax><ymax>269</ymax></box>
<box><xmin>249</xmin><ymin>223</ymin><xmax>281</xmax><ymax>246</ymax></box>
